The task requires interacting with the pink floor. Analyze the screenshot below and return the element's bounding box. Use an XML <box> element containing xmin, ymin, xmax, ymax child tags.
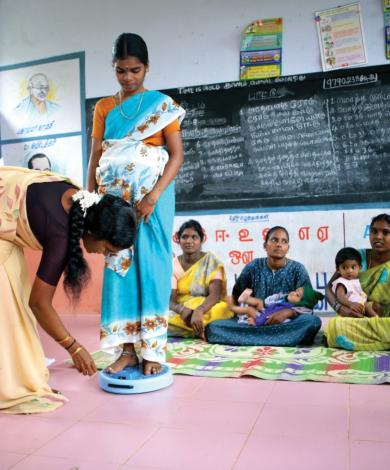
<box><xmin>1</xmin><ymin>315</ymin><xmax>390</xmax><ymax>470</ymax></box>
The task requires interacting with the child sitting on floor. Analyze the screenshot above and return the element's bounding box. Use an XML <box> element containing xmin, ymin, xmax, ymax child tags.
<box><xmin>332</xmin><ymin>247</ymin><xmax>378</xmax><ymax>317</ymax></box>
<box><xmin>234</xmin><ymin>286</ymin><xmax>324</xmax><ymax>326</ymax></box>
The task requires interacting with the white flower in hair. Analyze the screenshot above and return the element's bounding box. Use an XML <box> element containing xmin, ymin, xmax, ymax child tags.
<box><xmin>72</xmin><ymin>190</ymin><xmax>101</xmax><ymax>217</ymax></box>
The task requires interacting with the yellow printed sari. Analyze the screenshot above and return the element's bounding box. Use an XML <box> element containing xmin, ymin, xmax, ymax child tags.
<box><xmin>168</xmin><ymin>252</ymin><xmax>233</xmax><ymax>337</ymax></box>
<box><xmin>0</xmin><ymin>167</ymin><xmax>72</xmax><ymax>414</ymax></box>
<box><xmin>325</xmin><ymin>249</ymin><xmax>390</xmax><ymax>351</ymax></box>
<box><xmin>359</xmin><ymin>250</ymin><xmax>390</xmax><ymax>316</ymax></box>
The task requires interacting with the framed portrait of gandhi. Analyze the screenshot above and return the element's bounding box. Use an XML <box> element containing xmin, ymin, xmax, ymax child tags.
<box><xmin>0</xmin><ymin>52</ymin><xmax>86</xmax><ymax>182</ymax></box>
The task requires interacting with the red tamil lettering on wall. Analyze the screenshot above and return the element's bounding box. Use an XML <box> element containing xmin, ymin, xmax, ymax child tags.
<box><xmin>317</xmin><ymin>226</ymin><xmax>329</xmax><ymax>243</ymax></box>
<box><xmin>298</xmin><ymin>226</ymin><xmax>310</xmax><ymax>240</ymax></box>
<box><xmin>238</xmin><ymin>228</ymin><xmax>254</xmax><ymax>242</ymax></box>
<box><xmin>241</xmin><ymin>250</ymin><xmax>254</xmax><ymax>264</ymax></box>
<box><xmin>215</xmin><ymin>229</ymin><xmax>229</xmax><ymax>242</ymax></box>
<box><xmin>228</xmin><ymin>250</ymin><xmax>254</xmax><ymax>265</ymax></box>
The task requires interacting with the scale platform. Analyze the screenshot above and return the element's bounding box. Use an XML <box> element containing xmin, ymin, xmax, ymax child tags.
<box><xmin>99</xmin><ymin>363</ymin><xmax>173</xmax><ymax>394</ymax></box>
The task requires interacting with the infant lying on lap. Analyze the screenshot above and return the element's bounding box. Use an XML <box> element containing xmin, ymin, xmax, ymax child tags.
<box><xmin>235</xmin><ymin>286</ymin><xmax>324</xmax><ymax>326</ymax></box>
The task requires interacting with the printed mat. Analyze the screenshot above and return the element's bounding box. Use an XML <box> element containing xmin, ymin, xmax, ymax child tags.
<box><xmin>88</xmin><ymin>338</ymin><xmax>390</xmax><ymax>385</ymax></box>
<box><xmin>166</xmin><ymin>339</ymin><xmax>390</xmax><ymax>384</ymax></box>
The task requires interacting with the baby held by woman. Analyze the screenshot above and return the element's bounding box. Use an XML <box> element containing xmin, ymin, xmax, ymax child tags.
<box><xmin>233</xmin><ymin>286</ymin><xmax>323</xmax><ymax>326</ymax></box>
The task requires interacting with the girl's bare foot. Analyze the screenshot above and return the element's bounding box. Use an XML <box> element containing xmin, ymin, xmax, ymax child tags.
<box><xmin>105</xmin><ymin>345</ymin><xmax>139</xmax><ymax>374</ymax></box>
<box><xmin>143</xmin><ymin>359</ymin><xmax>162</xmax><ymax>375</ymax></box>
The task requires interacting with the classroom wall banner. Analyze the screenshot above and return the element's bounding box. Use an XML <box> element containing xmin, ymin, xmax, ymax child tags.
<box><xmin>314</xmin><ymin>2</ymin><xmax>367</xmax><ymax>72</ymax></box>
<box><xmin>173</xmin><ymin>207</ymin><xmax>383</xmax><ymax>313</ymax></box>
<box><xmin>0</xmin><ymin>52</ymin><xmax>86</xmax><ymax>182</ymax></box>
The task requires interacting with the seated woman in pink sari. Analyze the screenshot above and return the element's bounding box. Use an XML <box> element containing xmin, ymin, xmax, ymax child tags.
<box><xmin>168</xmin><ymin>220</ymin><xmax>233</xmax><ymax>339</ymax></box>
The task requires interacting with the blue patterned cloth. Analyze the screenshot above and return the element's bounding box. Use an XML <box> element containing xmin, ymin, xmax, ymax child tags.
<box><xmin>98</xmin><ymin>90</ymin><xmax>185</xmax><ymax>363</ymax></box>
<box><xmin>232</xmin><ymin>258</ymin><xmax>312</xmax><ymax>302</ymax></box>
<box><xmin>206</xmin><ymin>315</ymin><xmax>321</xmax><ymax>346</ymax></box>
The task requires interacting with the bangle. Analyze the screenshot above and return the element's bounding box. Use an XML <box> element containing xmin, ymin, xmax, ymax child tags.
<box><xmin>178</xmin><ymin>305</ymin><xmax>185</xmax><ymax>314</ymax></box>
<box><xmin>71</xmin><ymin>346</ymin><xmax>83</xmax><ymax>356</ymax></box>
<box><xmin>64</xmin><ymin>339</ymin><xmax>76</xmax><ymax>350</ymax></box>
<box><xmin>57</xmin><ymin>335</ymin><xmax>71</xmax><ymax>345</ymax></box>
<box><xmin>333</xmin><ymin>301</ymin><xmax>342</xmax><ymax>313</ymax></box>
<box><xmin>196</xmin><ymin>305</ymin><xmax>206</xmax><ymax>312</ymax></box>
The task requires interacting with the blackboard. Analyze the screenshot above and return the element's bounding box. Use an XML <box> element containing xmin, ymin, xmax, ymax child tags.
<box><xmin>86</xmin><ymin>64</ymin><xmax>390</xmax><ymax>211</ymax></box>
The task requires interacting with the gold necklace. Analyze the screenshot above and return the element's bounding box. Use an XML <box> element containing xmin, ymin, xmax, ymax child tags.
<box><xmin>118</xmin><ymin>90</ymin><xmax>145</xmax><ymax>120</ymax></box>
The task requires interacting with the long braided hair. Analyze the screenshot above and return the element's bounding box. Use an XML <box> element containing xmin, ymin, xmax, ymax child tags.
<box><xmin>64</xmin><ymin>194</ymin><xmax>137</xmax><ymax>301</ymax></box>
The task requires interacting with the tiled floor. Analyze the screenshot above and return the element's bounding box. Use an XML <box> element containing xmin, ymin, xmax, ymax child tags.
<box><xmin>1</xmin><ymin>314</ymin><xmax>390</xmax><ymax>470</ymax></box>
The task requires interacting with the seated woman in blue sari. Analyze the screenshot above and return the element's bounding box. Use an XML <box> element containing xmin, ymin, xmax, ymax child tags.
<box><xmin>206</xmin><ymin>226</ymin><xmax>322</xmax><ymax>346</ymax></box>
<box><xmin>87</xmin><ymin>33</ymin><xmax>185</xmax><ymax>375</ymax></box>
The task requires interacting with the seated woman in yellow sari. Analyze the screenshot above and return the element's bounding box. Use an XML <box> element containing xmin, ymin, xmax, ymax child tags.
<box><xmin>325</xmin><ymin>213</ymin><xmax>390</xmax><ymax>350</ymax></box>
<box><xmin>168</xmin><ymin>220</ymin><xmax>233</xmax><ymax>339</ymax></box>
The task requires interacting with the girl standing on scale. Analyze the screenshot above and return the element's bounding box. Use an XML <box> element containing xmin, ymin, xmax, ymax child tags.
<box><xmin>87</xmin><ymin>32</ymin><xmax>185</xmax><ymax>375</ymax></box>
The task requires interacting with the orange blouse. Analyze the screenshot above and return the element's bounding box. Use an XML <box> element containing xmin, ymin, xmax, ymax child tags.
<box><xmin>91</xmin><ymin>96</ymin><xmax>180</xmax><ymax>146</ymax></box>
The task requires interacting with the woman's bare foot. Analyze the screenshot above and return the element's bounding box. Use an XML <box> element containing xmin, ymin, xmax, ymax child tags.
<box><xmin>143</xmin><ymin>359</ymin><xmax>162</xmax><ymax>375</ymax></box>
<box><xmin>105</xmin><ymin>345</ymin><xmax>139</xmax><ymax>374</ymax></box>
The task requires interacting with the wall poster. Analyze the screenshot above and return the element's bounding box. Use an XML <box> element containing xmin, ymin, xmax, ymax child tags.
<box><xmin>0</xmin><ymin>52</ymin><xmax>86</xmax><ymax>185</ymax></box>
<box><xmin>315</xmin><ymin>2</ymin><xmax>367</xmax><ymax>72</ymax></box>
<box><xmin>384</xmin><ymin>0</ymin><xmax>390</xmax><ymax>59</ymax></box>
<box><xmin>240</xmin><ymin>18</ymin><xmax>283</xmax><ymax>80</ymax></box>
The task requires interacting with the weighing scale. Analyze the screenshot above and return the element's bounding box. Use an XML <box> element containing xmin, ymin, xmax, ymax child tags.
<box><xmin>99</xmin><ymin>363</ymin><xmax>173</xmax><ymax>394</ymax></box>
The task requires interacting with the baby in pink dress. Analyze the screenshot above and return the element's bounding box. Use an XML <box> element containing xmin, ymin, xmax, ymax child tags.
<box><xmin>332</xmin><ymin>247</ymin><xmax>377</xmax><ymax>317</ymax></box>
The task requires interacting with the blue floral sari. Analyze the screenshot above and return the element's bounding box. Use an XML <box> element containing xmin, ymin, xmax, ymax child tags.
<box><xmin>97</xmin><ymin>90</ymin><xmax>185</xmax><ymax>363</ymax></box>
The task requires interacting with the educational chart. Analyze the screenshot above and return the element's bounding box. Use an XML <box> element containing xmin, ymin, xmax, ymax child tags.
<box><xmin>0</xmin><ymin>52</ymin><xmax>86</xmax><ymax>185</ymax></box>
<box><xmin>384</xmin><ymin>0</ymin><xmax>390</xmax><ymax>59</ymax></box>
<box><xmin>315</xmin><ymin>2</ymin><xmax>367</xmax><ymax>71</ymax></box>
<box><xmin>173</xmin><ymin>207</ymin><xmax>381</xmax><ymax>313</ymax></box>
<box><xmin>240</xmin><ymin>18</ymin><xmax>282</xmax><ymax>80</ymax></box>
